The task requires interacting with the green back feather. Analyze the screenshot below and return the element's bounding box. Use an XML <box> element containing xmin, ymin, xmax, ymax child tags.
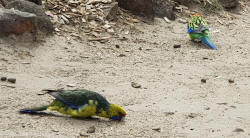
<box><xmin>52</xmin><ymin>89</ymin><xmax>110</xmax><ymax>112</ymax></box>
<box><xmin>188</xmin><ymin>15</ymin><xmax>209</xmax><ymax>31</ymax></box>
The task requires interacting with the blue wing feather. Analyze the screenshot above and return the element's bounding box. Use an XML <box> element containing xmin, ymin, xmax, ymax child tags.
<box><xmin>199</xmin><ymin>36</ymin><xmax>217</xmax><ymax>50</ymax></box>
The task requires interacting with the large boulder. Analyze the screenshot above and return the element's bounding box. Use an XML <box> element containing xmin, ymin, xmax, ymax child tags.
<box><xmin>5</xmin><ymin>0</ymin><xmax>53</xmax><ymax>34</ymax></box>
<box><xmin>117</xmin><ymin>0</ymin><xmax>154</xmax><ymax>19</ymax></box>
<box><xmin>153</xmin><ymin>0</ymin><xmax>175</xmax><ymax>20</ymax></box>
<box><xmin>0</xmin><ymin>8</ymin><xmax>36</xmax><ymax>36</ymax></box>
<box><xmin>1</xmin><ymin>0</ymin><xmax>42</xmax><ymax>6</ymax></box>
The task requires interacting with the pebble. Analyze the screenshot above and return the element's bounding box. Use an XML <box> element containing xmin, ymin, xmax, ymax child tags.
<box><xmin>164</xmin><ymin>112</ymin><xmax>175</xmax><ymax>116</ymax></box>
<box><xmin>115</xmin><ymin>44</ymin><xmax>120</xmax><ymax>48</ymax></box>
<box><xmin>173</xmin><ymin>44</ymin><xmax>181</xmax><ymax>48</ymax></box>
<box><xmin>118</xmin><ymin>54</ymin><xmax>126</xmax><ymax>57</ymax></box>
<box><xmin>131</xmin><ymin>82</ymin><xmax>141</xmax><ymax>88</ymax></box>
<box><xmin>7</xmin><ymin>78</ymin><xmax>16</xmax><ymax>83</ymax></box>
<box><xmin>178</xmin><ymin>18</ymin><xmax>187</xmax><ymax>24</ymax></box>
<box><xmin>152</xmin><ymin>128</ymin><xmax>161</xmax><ymax>132</ymax></box>
<box><xmin>67</xmin><ymin>84</ymin><xmax>76</xmax><ymax>87</ymax></box>
<box><xmin>228</xmin><ymin>79</ymin><xmax>234</xmax><ymax>83</ymax></box>
<box><xmin>187</xmin><ymin>113</ymin><xmax>198</xmax><ymax>119</ymax></box>
<box><xmin>233</xmin><ymin>128</ymin><xmax>244</xmax><ymax>132</ymax></box>
<box><xmin>87</xmin><ymin>126</ymin><xmax>95</xmax><ymax>133</ymax></box>
<box><xmin>201</xmin><ymin>79</ymin><xmax>206</xmax><ymax>83</ymax></box>
<box><xmin>79</xmin><ymin>133</ymin><xmax>89</xmax><ymax>137</ymax></box>
<box><xmin>1</xmin><ymin>77</ymin><xmax>7</xmax><ymax>81</ymax></box>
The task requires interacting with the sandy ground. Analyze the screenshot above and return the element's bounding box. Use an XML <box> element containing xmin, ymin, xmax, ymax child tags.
<box><xmin>0</xmin><ymin>3</ymin><xmax>250</xmax><ymax>138</ymax></box>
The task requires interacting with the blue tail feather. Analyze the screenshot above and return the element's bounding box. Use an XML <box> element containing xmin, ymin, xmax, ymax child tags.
<box><xmin>199</xmin><ymin>36</ymin><xmax>217</xmax><ymax>50</ymax></box>
<box><xmin>20</xmin><ymin>109</ymin><xmax>38</xmax><ymax>114</ymax></box>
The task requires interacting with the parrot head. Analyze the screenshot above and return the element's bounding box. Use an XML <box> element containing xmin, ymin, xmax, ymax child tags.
<box><xmin>108</xmin><ymin>104</ymin><xmax>126</xmax><ymax>121</ymax></box>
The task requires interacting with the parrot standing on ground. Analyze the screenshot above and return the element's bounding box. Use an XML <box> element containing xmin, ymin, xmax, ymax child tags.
<box><xmin>187</xmin><ymin>13</ymin><xmax>217</xmax><ymax>50</ymax></box>
<box><xmin>20</xmin><ymin>89</ymin><xmax>126</xmax><ymax>121</ymax></box>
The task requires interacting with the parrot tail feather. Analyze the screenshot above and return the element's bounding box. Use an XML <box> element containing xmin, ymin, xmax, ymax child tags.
<box><xmin>200</xmin><ymin>36</ymin><xmax>217</xmax><ymax>50</ymax></box>
<box><xmin>20</xmin><ymin>105</ymin><xmax>49</xmax><ymax>114</ymax></box>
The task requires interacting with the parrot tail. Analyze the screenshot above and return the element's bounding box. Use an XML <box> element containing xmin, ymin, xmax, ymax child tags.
<box><xmin>199</xmin><ymin>36</ymin><xmax>217</xmax><ymax>50</ymax></box>
<box><xmin>20</xmin><ymin>105</ymin><xmax>49</xmax><ymax>114</ymax></box>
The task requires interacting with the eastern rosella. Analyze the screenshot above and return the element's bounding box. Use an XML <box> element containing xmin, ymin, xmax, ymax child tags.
<box><xmin>20</xmin><ymin>89</ymin><xmax>126</xmax><ymax>121</ymax></box>
<box><xmin>187</xmin><ymin>14</ymin><xmax>217</xmax><ymax>50</ymax></box>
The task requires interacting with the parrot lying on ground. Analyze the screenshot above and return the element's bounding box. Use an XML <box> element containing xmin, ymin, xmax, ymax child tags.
<box><xmin>187</xmin><ymin>13</ymin><xmax>217</xmax><ymax>50</ymax></box>
<box><xmin>20</xmin><ymin>89</ymin><xmax>126</xmax><ymax>121</ymax></box>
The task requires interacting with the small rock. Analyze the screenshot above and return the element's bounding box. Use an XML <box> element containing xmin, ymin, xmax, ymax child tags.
<box><xmin>115</xmin><ymin>44</ymin><xmax>120</xmax><ymax>48</ymax></box>
<box><xmin>139</xmin><ymin>47</ymin><xmax>142</xmax><ymax>50</ymax></box>
<box><xmin>7</xmin><ymin>78</ymin><xmax>16</xmax><ymax>83</ymax></box>
<box><xmin>152</xmin><ymin>128</ymin><xmax>161</xmax><ymax>132</ymax></box>
<box><xmin>1</xmin><ymin>77</ymin><xmax>7</xmax><ymax>81</ymax></box>
<box><xmin>164</xmin><ymin>112</ymin><xmax>175</xmax><ymax>116</ymax></box>
<box><xmin>173</xmin><ymin>44</ymin><xmax>181</xmax><ymax>48</ymax></box>
<box><xmin>217</xmin><ymin>102</ymin><xmax>228</xmax><ymax>105</ymax></box>
<box><xmin>201</xmin><ymin>79</ymin><xmax>206</xmax><ymax>83</ymax></box>
<box><xmin>230</xmin><ymin>105</ymin><xmax>236</xmax><ymax>108</ymax></box>
<box><xmin>131</xmin><ymin>82</ymin><xmax>141</xmax><ymax>88</ymax></box>
<box><xmin>203</xmin><ymin>57</ymin><xmax>209</xmax><ymax>60</ymax></box>
<box><xmin>80</xmin><ymin>133</ymin><xmax>89</xmax><ymax>137</ymax></box>
<box><xmin>204</xmin><ymin>107</ymin><xmax>210</xmax><ymax>110</ymax></box>
<box><xmin>118</xmin><ymin>54</ymin><xmax>126</xmax><ymax>57</ymax></box>
<box><xmin>87</xmin><ymin>126</ymin><xmax>95</xmax><ymax>133</ymax></box>
<box><xmin>51</xmin><ymin>129</ymin><xmax>59</xmax><ymax>132</ymax></box>
<box><xmin>187</xmin><ymin>113</ymin><xmax>198</xmax><ymax>119</ymax></box>
<box><xmin>67</xmin><ymin>84</ymin><xmax>76</xmax><ymax>87</ymax></box>
<box><xmin>178</xmin><ymin>18</ymin><xmax>187</xmax><ymax>23</ymax></box>
<box><xmin>228</xmin><ymin>79</ymin><xmax>234</xmax><ymax>83</ymax></box>
<box><xmin>233</xmin><ymin>128</ymin><xmax>244</xmax><ymax>132</ymax></box>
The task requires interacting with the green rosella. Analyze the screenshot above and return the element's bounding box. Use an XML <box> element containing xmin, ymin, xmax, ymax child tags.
<box><xmin>187</xmin><ymin>13</ymin><xmax>217</xmax><ymax>50</ymax></box>
<box><xmin>20</xmin><ymin>89</ymin><xmax>126</xmax><ymax>121</ymax></box>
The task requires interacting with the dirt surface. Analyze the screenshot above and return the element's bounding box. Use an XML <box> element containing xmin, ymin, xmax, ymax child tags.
<box><xmin>0</xmin><ymin>3</ymin><xmax>250</xmax><ymax>138</ymax></box>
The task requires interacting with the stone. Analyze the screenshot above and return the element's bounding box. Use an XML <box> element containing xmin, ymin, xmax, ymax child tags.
<box><xmin>219</xmin><ymin>0</ymin><xmax>238</xmax><ymax>8</ymax></box>
<box><xmin>26</xmin><ymin>0</ymin><xmax>42</xmax><ymax>5</ymax></box>
<box><xmin>117</xmin><ymin>0</ymin><xmax>154</xmax><ymax>19</ymax></box>
<box><xmin>87</xmin><ymin>126</ymin><xmax>95</xmax><ymax>133</ymax></box>
<box><xmin>1</xmin><ymin>0</ymin><xmax>42</xmax><ymax>6</ymax></box>
<box><xmin>5</xmin><ymin>0</ymin><xmax>54</xmax><ymax>34</ymax></box>
<box><xmin>1</xmin><ymin>77</ymin><xmax>7</xmax><ymax>81</ymax></box>
<box><xmin>131</xmin><ymin>82</ymin><xmax>141</xmax><ymax>88</ymax></box>
<box><xmin>153</xmin><ymin>0</ymin><xmax>176</xmax><ymax>20</ymax></box>
<box><xmin>7</xmin><ymin>78</ymin><xmax>16</xmax><ymax>83</ymax></box>
<box><xmin>104</xmin><ymin>2</ymin><xmax>119</xmax><ymax>21</ymax></box>
<box><xmin>201</xmin><ymin>79</ymin><xmax>206</xmax><ymax>83</ymax></box>
<box><xmin>0</xmin><ymin>8</ymin><xmax>36</xmax><ymax>36</ymax></box>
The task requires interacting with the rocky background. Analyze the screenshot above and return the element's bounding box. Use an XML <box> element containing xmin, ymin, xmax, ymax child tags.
<box><xmin>0</xmin><ymin>0</ymin><xmax>250</xmax><ymax>138</ymax></box>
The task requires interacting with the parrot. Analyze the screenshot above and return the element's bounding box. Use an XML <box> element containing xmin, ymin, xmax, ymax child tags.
<box><xmin>187</xmin><ymin>13</ymin><xmax>217</xmax><ymax>50</ymax></box>
<box><xmin>20</xmin><ymin>89</ymin><xmax>126</xmax><ymax>121</ymax></box>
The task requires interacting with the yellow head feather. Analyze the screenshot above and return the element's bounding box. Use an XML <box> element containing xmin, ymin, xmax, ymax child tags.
<box><xmin>108</xmin><ymin>104</ymin><xmax>126</xmax><ymax>117</ymax></box>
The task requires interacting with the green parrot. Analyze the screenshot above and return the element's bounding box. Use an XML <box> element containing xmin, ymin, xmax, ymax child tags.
<box><xmin>187</xmin><ymin>13</ymin><xmax>217</xmax><ymax>50</ymax></box>
<box><xmin>20</xmin><ymin>89</ymin><xmax>126</xmax><ymax>121</ymax></box>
